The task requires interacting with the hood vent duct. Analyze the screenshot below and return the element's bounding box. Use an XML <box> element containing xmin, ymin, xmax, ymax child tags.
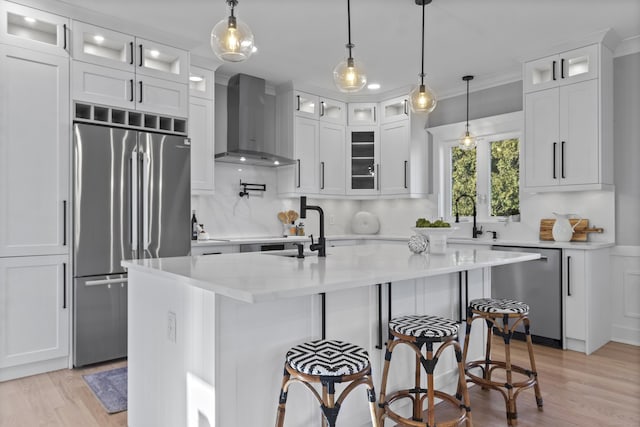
<box><xmin>215</xmin><ymin>73</ymin><xmax>294</xmax><ymax>167</ymax></box>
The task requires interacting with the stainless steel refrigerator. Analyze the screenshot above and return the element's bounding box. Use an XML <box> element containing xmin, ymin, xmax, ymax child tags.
<box><xmin>73</xmin><ymin>123</ymin><xmax>191</xmax><ymax>366</ymax></box>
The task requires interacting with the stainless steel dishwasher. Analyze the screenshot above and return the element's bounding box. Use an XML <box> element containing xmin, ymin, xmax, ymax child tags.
<box><xmin>491</xmin><ymin>246</ymin><xmax>562</xmax><ymax>348</ymax></box>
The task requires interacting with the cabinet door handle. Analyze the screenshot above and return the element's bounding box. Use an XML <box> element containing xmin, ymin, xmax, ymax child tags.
<box><xmin>553</xmin><ymin>142</ymin><xmax>557</xmax><ymax>179</ymax></box>
<box><xmin>320</xmin><ymin>161</ymin><xmax>325</xmax><ymax>190</ymax></box>
<box><xmin>129</xmin><ymin>79</ymin><xmax>134</xmax><ymax>102</ymax></box>
<box><xmin>139</xmin><ymin>44</ymin><xmax>143</xmax><ymax>67</ymax></box>
<box><xmin>139</xmin><ymin>81</ymin><xmax>143</xmax><ymax>103</ymax></box>
<box><xmin>62</xmin><ymin>262</ymin><xmax>67</xmax><ymax>309</ymax></box>
<box><xmin>296</xmin><ymin>95</ymin><xmax>301</xmax><ymax>111</ymax></box>
<box><xmin>403</xmin><ymin>99</ymin><xmax>408</xmax><ymax>115</ymax></box>
<box><xmin>561</xmin><ymin>58</ymin><xmax>565</xmax><ymax>79</ymax></box>
<box><xmin>552</xmin><ymin>60</ymin><xmax>556</xmax><ymax>81</ymax></box>
<box><xmin>63</xmin><ymin>24</ymin><xmax>67</xmax><ymax>50</ymax></box>
<box><xmin>375</xmin><ymin>283</ymin><xmax>383</xmax><ymax>349</ymax></box>
<box><xmin>320</xmin><ymin>101</ymin><xmax>325</xmax><ymax>117</ymax></box>
<box><xmin>296</xmin><ymin>159</ymin><xmax>301</xmax><ymax>188</ymax></box>
<box><xmin>404</xmin><ymin>160</ymin><xmax>408</xmax><ymax>189</ymax></box>
<box><xmin>567</xmin><ymin>255</ymin><xmax>572</xmax><ymax>296</ymax></box>
<box><xmin>129</xmin><ymin>42</ymin><xmax>134</xmax><ymax>65</ymax></box>
<box><xmin>373</xmin><ymin>106</ymin><xmax>377</xmax><ymax>122</ymax></box>
<box><xmin>376</xmin><ymin>163</ymin><xmax>380</xmax><ymax>190</ymax></box>
<box><xmin>62</xmin><ymin>200</ymin><xmax>67</xmax><ymax>246</ymax></box>
<box><xmin>561</xmin><ymin>141</ymin><xmax>566</xmax><ymax>179</ymax></box>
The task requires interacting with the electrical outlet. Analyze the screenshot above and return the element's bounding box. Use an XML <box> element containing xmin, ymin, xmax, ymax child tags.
<box><xmin>329</xmin><ymin>214</ymin><xmax>335</xmax><ymax>225</ymax></box>
<box><xmin>167</xmin><ymin>311</ymin><xmax>176</xmax><ymax>343</ymax></box>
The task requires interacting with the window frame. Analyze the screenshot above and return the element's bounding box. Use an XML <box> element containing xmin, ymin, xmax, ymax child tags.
<box><xmin>427</xmin><ymin>111</ymin><xmax>523</xmax><ymax>223</ymax></box>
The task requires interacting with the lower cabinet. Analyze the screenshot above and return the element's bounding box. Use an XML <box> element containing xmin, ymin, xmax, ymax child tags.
<box><xmin>0</xmin><ymin>255</ymin><xmax>69</xmax><ymax>380</ymax></box>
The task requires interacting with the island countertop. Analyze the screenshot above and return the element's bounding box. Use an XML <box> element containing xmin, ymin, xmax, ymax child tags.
<box><xmin>122</xmin><ymin>243</ymin><xmax>539</xmax><ymax>303</ymax></box>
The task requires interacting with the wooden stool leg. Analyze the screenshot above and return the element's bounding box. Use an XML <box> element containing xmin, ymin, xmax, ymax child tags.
<box><xmin>275</xmin><ymin>365</ymin><xmax>291</xmax><ymax>427</ymax></box>
<box><xmin>377</xmin><ymin>340</ymin><xmax>396</xmax><ymax>424</ymax></box>
<box><xmin>524</xmin><ymin>317</ymin><xmax>544</xmax><ymax>410</ymax></box>
<box><xmin>364</xmin><ymin>377</ymin><xmax>380</xmax><ymax>427</ymax></box>
<box><xmin>413</xmin><ymin>351</ymin><xmax>423</xmax><ymax>422</ymax></box>
<box><xmin>462</xmin><ymin>307</ymin><xmax>473</xmax><ymax>365</ymax></box>
<box><xmin>454</xmin><ymin>341</ymin><xmax>473</xmax><ymax>427</ymax></box>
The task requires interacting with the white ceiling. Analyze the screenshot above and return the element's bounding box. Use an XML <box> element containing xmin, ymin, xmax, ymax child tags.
<box><xmin>55</xmin><ymin>0</ymin><xmax>640</xmax><ymax>98</ymax></box>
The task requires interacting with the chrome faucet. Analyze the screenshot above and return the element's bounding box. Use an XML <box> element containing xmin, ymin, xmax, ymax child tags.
<box><xmin>300</xmin><ymin>196</ymin><xmax>326</xmax><ymax>257</ymax></box>
<box><xmin>455</xmin><ymin>194</ymin><xmax>483</xmax><ymax>238</ymax></box>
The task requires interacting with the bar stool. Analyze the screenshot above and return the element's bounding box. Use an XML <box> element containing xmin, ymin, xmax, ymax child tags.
<box><xmin>275</xmin><ymin>339</ymin><xmax>379</xmax><ymax>427</ymax></box>
<box><xmin>462</xmin><ymin>298</ymin><xmax>543</xmax><ymax>426</ymax></box>
<box><xmin>378</xmin><ymin>314</ymin><xmax>472</xmax><ymax>427</ymax></box>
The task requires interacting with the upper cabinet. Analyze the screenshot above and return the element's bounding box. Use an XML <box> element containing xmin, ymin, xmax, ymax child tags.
<box><xmin>0</xmin><ymin>2</ymin><xmax>69</xmax><ymax>56</ymax></box>
<box><xmin>348</xmin><ymin>103</ymin><xmax>377</xmax><ymax>125</ymax></box>
<box><xmin>71</xmin><ymin>21</ymin><xmax>189</xmax><ymax>117</ymax></box>
<box><xmin>522</xmin><ymin>41</ymin><xmax>613</xmax><ymax>192</ymax></box>
<box><xmin>380</xmin><ymin>96</ymin><xmax>409</xmax><ymax>124</ymax></box>
<box><xmin>523</xmin><ymin>45</ymin><xmax>598</xmax><ymax>93</ymax></box>
<box><xmin>189</xmin><ymin>66</ymin><xmax>215</xmax><ymax>194</ymax></box>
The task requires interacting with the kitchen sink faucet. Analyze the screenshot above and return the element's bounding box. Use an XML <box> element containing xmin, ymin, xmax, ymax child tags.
<box><xmin>300</xmin><ymin>196</ymin><xmax>326</xmax><ymax>257</ymax></box>
<box><xmin>455</xmin><ymin>194</ymin><xmax>483</xmax><ymax>238</ymax></box>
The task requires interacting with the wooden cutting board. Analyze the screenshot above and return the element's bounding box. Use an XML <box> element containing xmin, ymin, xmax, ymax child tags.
<box><xmin>539</xmin><ymin>219</ymin><xmax>604</xmax><ymax>242</ymax></box>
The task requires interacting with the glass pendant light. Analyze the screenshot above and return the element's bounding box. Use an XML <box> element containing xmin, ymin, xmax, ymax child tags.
<box><xmin>333</xmin><ymin>0</ymin><xmax>367</xmax><ymax>92</ymax></box>
<box><xmin>409</xmin><ymin>0</ymin><xmax>437</xmax><ymax>113</ymax></box>
<box><xmin>210</xmin><ymin>0</ymin><xmax>255</xmax><ymax>62</ymax></box>
<box><xmin>459</xmin><ymin>75</ymin><xmax>477</xmax><ymax>150</ymax></box>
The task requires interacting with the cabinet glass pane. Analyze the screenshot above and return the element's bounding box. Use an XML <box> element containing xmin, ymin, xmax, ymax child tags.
<box><xmin>298</xmin><ymin>94</ymin><xmax>316</xmax><ymax>115</ymax></box>
<box><xmin>189</xmin><ymin>72</ymin><xmax>207</xmax><ymax>93</ymax></box>
<box><xmin>351</xmin><ymin>106</ymin><xmax>375</xmax><ymax>122</ymax></box>
<box><xmin>81</xmin><ymin>30</ymin><xmax>129</xmax><ymax>63</ymax></box>
<box><xmin>321</xmin><ymin>101</ymin><xmax>342</xmax><ymax>120</ymax></box>
<box><xmin>7</xmin><ymin>12</ymin><xmax>57</xmax><ymax>45</ymax></box>
<box><xmin>352</xmin><ymin>159</ymin><xmax>374</xmax><ymax>176</ymax></box>
<box><xmin>352</xmin><ymin>176</ymin><xmax>374</xmax><ymax>189</ymax></box>
<box><xmin>142</xmin><ymin>46</ymin><xmax>181</xmax><ymax>75</ymax></box>
<box><xmin>351</xmin><ymin>143</ymin><xmax>374</xmax><ymax>158</ymax></box>
<box><xmin>567</xmin><ymin>55</ymin><xmax>590</xmax><ymax>78</ymax></box>
<box><xmin>384</xmin><ymin>100</ymin><xmax>406</xmax><ymax>118</ymax></box>
<box><xmin>351</xmin><ymin>131</ymin><xmax>374</xmax><ymax>143</ymax></box>
<box><xmin>531</xmin><ymin>63</ymin><xmax>554</xmax><ymax>86</ymax></box>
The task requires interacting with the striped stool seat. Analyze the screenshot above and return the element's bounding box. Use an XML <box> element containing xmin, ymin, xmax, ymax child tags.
<box><xmin>389</xmin><ymin>314</ymin><xmax>459</xmax><ymax>339</ymax></box>
<box><xmin>285</xmin><ymin>340</ymin><xmax>369</xmax><ymax>376</ymax></box>
<box><xmin>469</xmin><ymin>298</ymin><xmax>530</xmax><ymax>314</ymax></box>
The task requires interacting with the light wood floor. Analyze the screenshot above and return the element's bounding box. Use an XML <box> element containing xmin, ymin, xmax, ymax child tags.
<box><xmin>0</xmin><ymin>340</ymin><xmax>638</xmax><ymax>427</ymax></box>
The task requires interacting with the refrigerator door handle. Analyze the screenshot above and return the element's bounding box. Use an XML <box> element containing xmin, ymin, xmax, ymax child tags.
<box><xmin>85</xmin><ymin>278</ymin><xmax>129</xmax><ymax>286</ymax></box>
<box><xmin>130</xmin><ymin>149</ymin><xmax>139</xmax><ymax>256</ymax></box>
<box><xmin>142</xmin><ymin>151</ymin><xmax>151</xmax><ymax>251</ymax></box>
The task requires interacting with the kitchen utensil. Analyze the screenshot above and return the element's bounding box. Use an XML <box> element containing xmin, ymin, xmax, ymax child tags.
<box><xmin>539</xmin><ymin>218</ymin><xmax>603</xmax><ymax>242</ymax></box>
<box><xmin>277</xmin><ymin>211</ymin><xmax>287</xmax><ymax>224</ymax></box>
<box><xmin>287</xmin><ymin>210</ymin><xmax>298</xmax><ymax>223</ymax></box>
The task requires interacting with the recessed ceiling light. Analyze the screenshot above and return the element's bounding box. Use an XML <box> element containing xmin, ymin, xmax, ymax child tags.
<box><xmin>273</xmin><ymin>160</ymin><xmax>280</xmax><ymax>165</ymax></box>
<box><xmin>149</xmin><ymin>49</ymin><xmax>160</xmax><ymax>58</ymax></box>
<box><xmin>23</xmin><ymin>16</ymin><xmax>36</xmax><ymax>24</ymax></box>
<box><xmin>240</xmin><ymin>156</ymin><xmax>246</xmax><ymax>162</ymax></box>
<box><xmin>93</xmin><ymin>35</ymin><xmax>105</xmax><ymax>44</ymax></box>
<box><xmin>189</xmin><ymin>75</ymin><xmax>204</xmax><ymax>82</ymax></box>
<box><xmin>367</xmin><ymin>83</ymin><xmax>381</xmax><ymax>90</ymax></box>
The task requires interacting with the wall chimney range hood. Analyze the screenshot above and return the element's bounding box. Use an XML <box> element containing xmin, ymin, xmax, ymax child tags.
<box><xmin>215</xmin><ymin>73</ymin><xmax>294</xmax><ymax>167</ymax></box>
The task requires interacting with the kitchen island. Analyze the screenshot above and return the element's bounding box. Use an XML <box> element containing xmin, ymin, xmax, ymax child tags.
<box><xmin>122</xmin><ymin>243</ymin><xmax>539</xmax><ymax>427</ymax></box>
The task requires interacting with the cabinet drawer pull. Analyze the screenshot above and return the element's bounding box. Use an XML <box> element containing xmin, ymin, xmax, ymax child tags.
<box><xmin>552</xmin><ymin>60</ymin><xmax>556</xmax><ymax>81</ymax></box>
<box><xmin>567</xmin><ymin>255</ymin><xmax>572</xmax><ymax>296</ymax></box>
<box><xmin>62</xmin><ymin>262</ymin><xmax>67</xmax><ymax>309</ymax></box>
<box><xmin>561</xmin><ymin>141</ymin><xmax>566</xmax><ymax>179</ymax></box>
<box><xmin>553</xmin><ymin>142</ymin><xmax>557</xmax><ymax>179</ymax></box>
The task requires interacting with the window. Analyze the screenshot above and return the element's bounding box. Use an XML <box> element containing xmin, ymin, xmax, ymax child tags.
<box><xmin>430</xmin><ymin>112</ymin><xmax>523</xmax><ymax>222</ymax></box>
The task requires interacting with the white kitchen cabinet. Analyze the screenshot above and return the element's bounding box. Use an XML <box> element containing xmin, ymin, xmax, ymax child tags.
<box><xmin>293</xmin><ymin>90</ymin><xmax>319</xmax><ymax>118</ymax></box>
<box><xmin>189</xmin><ymin>65</ymin><xmax>214</xmax><ymax>100</ymax></box>
<box><xmin>0</xmin><ymin>1</ymin><xmax>69</xmax><ymax>56</ymax></box>
<box><xmin>72</xmin><ymin>60</ymin><xmax>189</xmax><ymax>117</ymax></box>
<box><xmin>319</xmin><ymin>98</ymin><xmax>346</xmax><ymax>125</ymax></box>
<box><xmin>0</xmin><ymin>255</ymin><xmax>69</xmax><ymax>380</ymax></box>
<box><xmin>71</xmin><ymin>21</ymin><xmax>188</xmax><ymax>83</ymax></box>
<box><xmin>523</xmin><ymin>44</ymin><xmax>598</xmax><ymax>93</ymax></box>
<box><xmin>522</xmin><ymin>41</ymin><xmax>613</xmax><ymax>192</ymax></box>
<box><xmin>189</xmin><ymin>97</ymin><xmax>215</xmax><ymax>193</ymax></box>
<box><xmin>380</xmin><ymin>96</ymin><xmax>409</xmax><ymax>123</ymax></box>
<box><xmin>347</xmin><ymin>126</ymin><xmax>379</xmax><ymax>195</ymax></box>
<box><xmin>348</xmin><ymin>102</ymin><xmax>377</xmax><ymax>125</ymax></box>
<box><xmin>319</xmin><ymin>122</ymin><xmax>346</xmax><ymax>195</ymax></box>
<box><xmin>379</xmin><ymin>121</ymin><xmax>410</xmax><ymax>195</ymax></box>
<box><xmin>0</xmin><ymin>44</ymin><xmax>69</xmax><ymax>257</ymax></box>
<box><xmin>293</xmin><ymin>116</ymin><xmax>320</xmax><ymax>193</ymax></box>
<box><xmin>563</xmin><ymin>248</ymin><xmax>611</xmax><ymax>355</ymax></box>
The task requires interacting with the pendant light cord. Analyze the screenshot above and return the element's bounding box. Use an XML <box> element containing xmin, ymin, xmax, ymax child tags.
<box><xmin>466</xmin><ymin>78</ymin><xmax>470</xmax><ymax>131</ymax></box>
<box><xmin>420</xmin><ymin>0</ymin><xmax>425</xmax><ymax>85</ymax></box>
<box><xmin>227</xmin><ymin>0</ymin><xmax>236</xmax><ymax>18</ymax></box>
<box><xmin>346</xmin><ymin>0</ymin><xmax>353</xmax><ymax>59</ymax></box>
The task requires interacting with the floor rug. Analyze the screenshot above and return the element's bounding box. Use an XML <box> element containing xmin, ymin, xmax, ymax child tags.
<box><xmin>83</xmin><ymin>367</ymin><xmax>128</xmax><ymax>414</ymax></box>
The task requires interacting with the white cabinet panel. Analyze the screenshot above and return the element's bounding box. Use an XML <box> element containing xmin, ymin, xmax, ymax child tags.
<box><xmin>135</xmin><ymin>37</ymin><xmax>188</xmax><ymax>83</ymax></box>
<box><xmin>1</xmin><ymin>2</ymin><xmax>69</xmax><ymax>56</ymax></box>
<box><xmin>348</xmin><ymin>102</ymin><xmax>377</xmax><ymax>125</ymax></box>
<box><xmin>380</xmin><ymin>121</ymin><xmax>409</xmax><ymax>195</ymax></box>
<box><xmin>293</xmin><ymin>91</ymin><xmax>319</xmax><ymax>118</ymax></box>
<box><xmin>137</xmin><ymin>74</ymin><xmax>188</xmax><ymax>117</ymax></box>
<box><xmin>189</xmin><ymin>97</ymin><xmax>214</xmax><ymax>193</ymax></box>
<box><xmin>0</xmin><ymin>45</ymin><xmax>69</xmax><ymax>257</ymax></box>
<box><xmin>0</xmin><ymin>255</ymin><xmax>69</xmax><ymax>369</ymax></box>
<box><xmin>71</xmin><ymin>21</ymin><xmax>133</xmax><ymax>71</ymax></box>
<box><xmin>319</xmin><ymin>122</ymin><xmax>345</xmax><ymax>195</ymax></box>
<box><xmin>564</xmin><ymin>250</ymin><xmax>586</xmax><ymax>342</ymax></box>
<box><xmin>380</xmin><ymin>96</ymin><xmax>409</xmax><ymax>123</ymax></box>
<box><xmin>294</xmin><ymin>116</ymin><xmax>320</xmax><ymax>193</ymax></box>
<box><xmin>524</xmin><ymin>44</ymin><xmax>598</xmax><ymax>93</ymax></box>
<box><xmin>524</xmin><ymin>88</ymin><xmax>559</xmax><ymax>188</ymax></box>
<box><xmin>72</xmin><ymin>60</ymin><xmax>134</xmax><ymax>109</ymax></box>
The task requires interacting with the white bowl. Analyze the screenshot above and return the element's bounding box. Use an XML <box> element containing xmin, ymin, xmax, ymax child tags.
<box><xmin>411</xmin><ymin>226</ymin><xmax>458</xmax><ymax>236</ymax></box>
<box><xmin>411</xmin><ymin>227</ymin><xmax>458</xmax><ymax>254</ymax></box>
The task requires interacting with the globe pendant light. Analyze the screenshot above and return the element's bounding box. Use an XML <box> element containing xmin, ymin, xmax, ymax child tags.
<box><xmin>409</xmin><ymin>0</ymin><xmax>437</xmax><ymax>113</ymax></box>
<box><xmin>459</xmin><ymin>75</ymin><xmax>477</xmax><ymax>150</ymax></box>
<box><xmin>210</xmin><ymin>0</ymin><xmax>255</xmax><ymax>62</ymax></box>
<box><xmin>333</xmin><ymin>0</ymin><xmax>367</xmax><ymax>92</ymax></box>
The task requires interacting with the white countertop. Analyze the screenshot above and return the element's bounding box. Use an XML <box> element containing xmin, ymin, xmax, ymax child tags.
<box><xmin>123</xmin><ymin>244</ymin><xmax>540</xmax><ymax>304</ymax></box>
